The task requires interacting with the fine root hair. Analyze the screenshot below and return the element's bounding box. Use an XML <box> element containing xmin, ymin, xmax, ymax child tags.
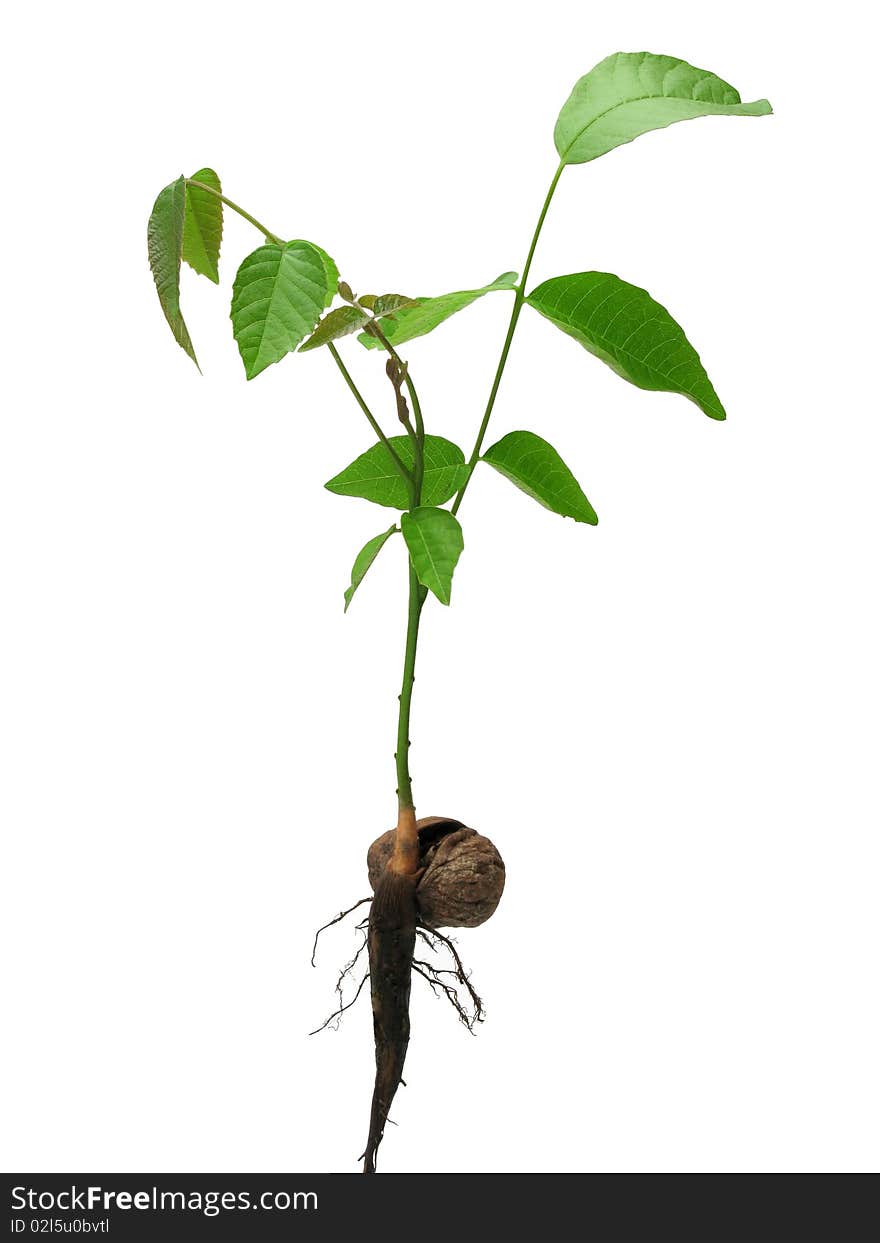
<box><xmin>309</xmin><ymin>965</ymin><xmax>369</xmax><ymax>1035</ymax></box>
<box><xmin>311</xmin><ymin>897</ymin><xmax>371</xmax><ymax>967</ymax></box>
<box><xmin>414</xmin><ymin>924</ymin><xmax>485</xmax><ymax>1032</ymax></box>
<box><xmin>310</xmin><ymin>900</ymin><xmax>372</xmax><ymax>1034</ymax></box>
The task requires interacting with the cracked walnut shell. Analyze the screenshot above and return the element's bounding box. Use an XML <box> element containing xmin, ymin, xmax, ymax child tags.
<box><xmin>367</xmin><ymin>816</ymin><xmax>505</xmax><ymax>929</ymax></box>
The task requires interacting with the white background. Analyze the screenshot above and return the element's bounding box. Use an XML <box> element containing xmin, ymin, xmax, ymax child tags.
<box><xmin>2</xmin><ymin>0</ymin><xmax>877</xmax><ymax>1174</ymax></box>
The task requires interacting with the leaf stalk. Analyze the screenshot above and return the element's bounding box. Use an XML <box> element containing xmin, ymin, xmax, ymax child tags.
<box><xmin>185</xmin><ymin>178</ymin><xmax>285</xmax><ymax>245</ymax></box>
<box><xmin>452</xmin><ymin>162</ymin><xmax>565</xmax><ymax>515</ymax></box>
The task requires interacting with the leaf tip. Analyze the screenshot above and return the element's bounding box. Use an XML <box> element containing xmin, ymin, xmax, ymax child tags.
<box><xmin>240</xmin><ymin>349</ymin><xmax>271</xmax><ymax>381</ymax></box>
<box><xmin>180</xmin><ymin>334</ymin><xmax>200</xmax><ymax>373</ymax></box>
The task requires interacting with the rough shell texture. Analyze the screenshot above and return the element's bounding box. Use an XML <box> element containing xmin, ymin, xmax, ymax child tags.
<box><xmin>417</xmin><ymin>827</ymin><xmax>506</xmax><ymax>929</ymax></box>
<box><xmin>367</xmin><ymin>816</ymin><xmax>505</xmax><ymax>929</ymax></box>
<box><xmin>367</xmin><ymin>829</ymin><xmax>396</xmax><ymax>892</ymax></box>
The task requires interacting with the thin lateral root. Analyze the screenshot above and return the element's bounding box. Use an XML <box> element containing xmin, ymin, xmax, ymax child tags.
<box><xmin>311</xmin><ymin>897</ymin><xmax>371</xmax><ymax>966</ymax></box>
<box><xmin>414</xmin><ymin>925</ymin><xmax>485</xmax><ymax>1031</ymax></box>
<box><xmin>310</xmin><ymin>925</ymin><xmax>370</xmax><ymax>1035</ymax></box>
<box><xmin>309</xmin><ymin>971</ymin><xmax>369</xmax><ymax>1036</ymax></box>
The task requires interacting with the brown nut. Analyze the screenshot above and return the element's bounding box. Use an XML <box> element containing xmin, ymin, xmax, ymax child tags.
<box><xmin>367</xmin><ymin>816</ymin><xmax>505</xmax><ymax>929</ymax></box>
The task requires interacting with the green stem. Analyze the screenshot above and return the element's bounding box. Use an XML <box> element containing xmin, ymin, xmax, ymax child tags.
<box><xmin>186</xmin><ymin>179</ymin><xmax>285</xmax><ymax>245</ymax></box>
<box><xmin>327</xmin><ymin>344</ymin><xmax>413</xmax><ymax>485</ymax></box>
<box><xmin>395</xmin><ymin>395</ymin><xmax>427</xmax><ymax>812</ymax></box>
<box><xmin>451</xmin><ymin>162</ymin><xmax>564</xmax><ymax>516</ymax></box>
<box><xmin>396</xmin><ymin>561</ymin><xmax>427</xmax><ymax>812</ymax></box>
<box><xmin>328</xmin><ymin>327</ymin><xmax>427</xmax><ymax>812</ymax></box>
<box><xmin>363</xmin><ymin>327</ymin><xmax>429</xmax><ymax>812</ymax></box>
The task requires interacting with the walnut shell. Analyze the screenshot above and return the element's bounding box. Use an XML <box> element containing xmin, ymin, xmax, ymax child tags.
<box><xmin>367</xmin><ymin>816</ymin><xmax>505</xmax><ymax>929</ymax></box>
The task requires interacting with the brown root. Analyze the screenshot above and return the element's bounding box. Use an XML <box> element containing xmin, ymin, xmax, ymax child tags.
<box><xmin>362</xmin><ymin>867</ymin><xmax>418</xmax><ymax>1174</ymax></box>
<box><xmin>314</xmin><ymin>813</ymin><xmax>501</xmax><ymax>1172</ymax></box>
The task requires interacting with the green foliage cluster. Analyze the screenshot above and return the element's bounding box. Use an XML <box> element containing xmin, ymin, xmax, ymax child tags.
<box><xmin>148</xmin><ymin>51</ymin><xmax>769</xmax><ymax>810</ymax></box>
<box><xmin>149</xmin><ymin>53</ymin><xmax>769</xmax><ymax>611</ymax></box>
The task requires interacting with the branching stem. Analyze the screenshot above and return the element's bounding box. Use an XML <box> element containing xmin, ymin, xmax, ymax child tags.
<box><xmin>327</xmin><ymin>345</ymin><xmax>413</xmax><ymax>485</ymax></box>
<box><xmin>184</xmin><ymin>170</ymin><xmax>560</xmax><ymax>813</ymax></box>
<box><xmin>385</xmin><ymin>166</ymin><xmax>566</xmax><ymax>809</ymax></box>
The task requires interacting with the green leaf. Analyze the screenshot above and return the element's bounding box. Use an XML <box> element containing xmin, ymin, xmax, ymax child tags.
<box><xmin>359</xmin><ymin>272</ymin><xmax>518</xmax><ymax>349</ymax></box>
<box><xmin>231</xmin><ymin>241</ymin><xmax>335</xmax><ymax>379</ymax></box>
<box><xmin>311</xmin><ymin>244</ymin><xmax>340</xmax><ymax>308</ymax></box>
<box><xmin>358</xmin><ymin>293</ymin><xmax>418</xmax><ymax>315</ymax></box>
<box><xmin>483</xmin><ymin>431</ymin><xmax>597</xmax><ymax>525</ymax></box>
<box><xmin>300</xmin><ymin>305</ymin><xmax>369</xmax><ymax>351</ymax></box>
<box><xmin>147</xmin><ymin>176</ymin><xmax>198</xmax><ymax>367</ymax></box>
<box><xmin>526</xmin><ymin>271</ymin><xmax>725</xmax><ymax>420</ymax></box>
<box><xmin>401</xmin><ymin>507</ymin><xmax>464</xmax><ymax>606</ymax></box>
<box><xmin>555</xmin><ymin>51</ymin><xmax>772</xmax><ymax>165</ymax></box>
<box><xmin>183</xmin><ymin>168</ymin><xmax>223</xmax><ymax>283</ymax></box>
<box><xmin>344</xmin><ymin>524</ymin><xmax>398</xmax><ymax>612</ymax></box>
<box><xmin>325</xmin><ymin>435</ymin><xmax>468</xmax><ymax>509</ymax></box>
